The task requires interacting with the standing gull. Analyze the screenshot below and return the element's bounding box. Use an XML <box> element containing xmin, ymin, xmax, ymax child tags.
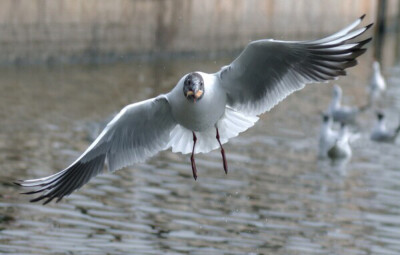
<box><xmin>368</xmin><ymin>61</ymin><xmax>386</xmax><ymax>104</ymax></box>
<box><xmin>327</xmin><ymin>123</ymin><xmax>353</xmax><ymax>159</ymax></box>
<box><xmin>370</xmin><ymin>112</ymin><xmax>400</xmax><ymax>143</ymax></box>
<box><xmin>16</xmin><ymin>16</ymin><xmax>372</xmax><ymax>204</ymax></box>
<box><xmin>327</xmin><ymin>84</ymin><xmax>369</xmax><ymax>124</ymax></box>
<box><xmin>318</xmin><ymin>114</ymin><xmax>338</xmax><ymax>158</ymax></box>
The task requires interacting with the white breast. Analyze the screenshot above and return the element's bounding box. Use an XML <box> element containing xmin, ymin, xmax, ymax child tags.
<box><xmin>167</xmin><ymin>72</ymin><xmax>227</xmax><ymax>132</ymax></box>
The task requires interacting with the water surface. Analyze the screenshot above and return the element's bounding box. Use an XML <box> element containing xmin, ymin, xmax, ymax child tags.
<box><xmin>1</xmin><ymin>36</ymin><xmax>400</xmax><ymax>254</ymax></box>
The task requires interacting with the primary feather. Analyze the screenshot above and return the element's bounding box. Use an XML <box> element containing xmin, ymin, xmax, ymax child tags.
<box><xmin>16</xmin><ymin>96</ymin><xmax>176</xmax><ymax>204</ymax></box>
<box><xmin>218</xmin><ymin>16</ymin><xmax>371</xmax><ymax>116</ymax></box>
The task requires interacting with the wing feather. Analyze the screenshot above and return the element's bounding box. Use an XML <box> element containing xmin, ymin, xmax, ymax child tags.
<box><xmin>309</xmin><ymin>14</ymin><xmax>365</xmax><ymax>44</ymax></box>
<box><xmin>16</xmin><ymin>95</ymin><xmax>176</xmax><ymax>204</ymax></box>
<box><xmin>218</xmin><ymin>16</ymin><xmax>372</xmax><ymax>115</ymax></box>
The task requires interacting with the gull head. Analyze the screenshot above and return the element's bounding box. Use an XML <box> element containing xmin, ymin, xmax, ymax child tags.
<box><xmin>322</xmin><ymin>114</ymin><xmax>332</xmax><ymax>124</ymax></box>
<box><xmin>322</xmin><ymin>113</ymin><xmax>330</xmax><ymax>123</ymax></box>
<box><xmin>376</xmin><ymin>111</ymin><xmax>385</xmax><ymax>121</ymax></box>
<box><xmin>339</xmin><ymin>122</ymin><xmax>348</xmax><ymax>134</ymax></box>
<box><xmin>183</xmin><ymin>72</ymin><xmax>204</xmax><ymax>103</ymax></box>
<box><xmin>333</xmin><ymin>84</ymin><xmax>342</xmax><ymax>98</ymax></box>
<box><xmin>373</xmin><ymin>61</ymin><xmax>380</xmax><ymax>71</ymax></box>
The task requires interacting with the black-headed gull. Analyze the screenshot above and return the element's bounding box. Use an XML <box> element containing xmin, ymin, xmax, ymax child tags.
<box><xmin>327</xmin><ymin>123</ymin><xmax>353</xmax><ymax>159</ymax></box>
<box><xmin>318</xmin><ymin>114</ymin><xmax>338</xmax><ymax>158</ymax></box>
<box><xmin>16</xmin><ymin>16</ymin><xmax>372</xmax><ymax>204</ymax></box>
<box><xmin>368</xmin><ymin>61</ymin><xmax>386</xmax><ymax>104</ymax></box>
<box><xmin>327</xmin><ymin>84</ymin><xmax>369</xmax><ymax>123</ymax></box>
<box><xmin>370</xmin><ymin>112</ymin><xmax>400</xmax><ymax>142</ymax></box>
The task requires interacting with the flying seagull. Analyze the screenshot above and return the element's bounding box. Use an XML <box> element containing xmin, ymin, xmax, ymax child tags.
<box><xmin>16</xmin><ymin>15</ymin><xmax>372</xmax><ymax>204</ymax></box>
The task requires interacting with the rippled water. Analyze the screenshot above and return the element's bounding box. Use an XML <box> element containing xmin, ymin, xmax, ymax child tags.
<box><xmin>1</xmin><ymin>35</ymin><xmax>400</xmax><ymax>254</ymax></box>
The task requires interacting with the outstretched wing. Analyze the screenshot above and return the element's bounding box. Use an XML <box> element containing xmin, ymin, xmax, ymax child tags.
<box><xmin>16</xmin><ymin>95</ymin><xmax>176</xmax><ymax>204</ymax></box>
<box><xmin>218</xmin><ymin>15</ymin><xmax>372</xmax><ymax>116</ymax></box>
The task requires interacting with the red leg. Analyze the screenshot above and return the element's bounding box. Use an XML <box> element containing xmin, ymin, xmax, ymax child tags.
<box><xmin>216</xmin><ymin>127</ymin><xmax>228</xmax><ymax>174</ymax></box>
<box><xmin>191</xmin><ymin>132</ymin><xmax>198</xmax><ymax>180</ymax></box>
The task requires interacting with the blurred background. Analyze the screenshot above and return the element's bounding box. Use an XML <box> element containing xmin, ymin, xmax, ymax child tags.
<box><xmin>0</xmin><ymin>0</ymin><xmax>398</xmax><ymax>65</ymax></box>
<box><xmin>1</xmin><ymin>0</ymin><xmax>400</xmax><ymax>254</ymax></box>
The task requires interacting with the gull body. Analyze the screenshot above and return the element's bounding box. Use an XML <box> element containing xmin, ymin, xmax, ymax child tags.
<box><xmin>328</xmin><ymin>84</ymin><xmax>367</xmax><ymax>124</ymax></box>
<box><xmin>318</xmin><ymin>115</ymin><xmax>338</xmax><ymax>158</ymax></box>
<box><xmin>168</xmin><ymin>72</ymin><xmax>227</xmax><ymax>132</ymax></box>
<box><xmin>368</xmin><ymin>61</ymin><xmax>386</xmax><ymax>104</ymax></box>
<box><xmin>16</xmin><ymin>16</ymin><xmax>372</xmax><ymax>204</ymax></box>
<box><xmin>370</xmin><ymin>112</ymin><xmax>400</xmax><ymax>143</ymax></box>
<box><xmin>327</xmin><ymin>124</ymin><xmax>352</xmax><ymax>159</ymax></box>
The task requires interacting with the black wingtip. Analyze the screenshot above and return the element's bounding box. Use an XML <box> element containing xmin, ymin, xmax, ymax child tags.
<box><xmin>21</xmin><ymin>189</ymin><xmax>45</xmax><ymax>195</ymax></box>
<box><xmin>358</xmin><ymin>37</ymin><xmax>372</xmax><ymax>47</ymax></box>
<box><xmin>365</xmin><ymin>23</ymin><xmax>374</xmax><ymax>30</ymax></box>
<box><xmin>344</xmin><ymin>59</ymin><xmax>358</xmax><ymax>69</ymax></box>
<box><xmin>354</xmin><ymin>48</ymin><xmax>367</xmax><ymax>56</ymax></box>
<box><xmin>29</xmin><ymin>194</ymin><xmax>53</xmax><ymax>205</ymax></box>
<box><xmin>29</xmin><ymin>197</ymin><xmax>43</xmax><ymax>203</ymax></box>
<box><xmin>28</xmin><ymin>193</ymin><xmax>48</xmax><ymax>203</ymax></box>
<box><xmin>21</xmin><ymin>191</ymin><xmax>35</xmax><ymax>195</ymax></box>
<box><xmin>43</xmin><ymin>195</ymin><xmax>57</xmax><ymax>205</ymax></box>
<box><xmin>13</xmin><ymin>181</ymin><xmax>22</xmax><ymax>186</ymax></box>
<box><xmin>43</xmin><ymin>199</ymin><xmax>51</xmax><ymax>205</ymax></box>
<box><xmin>360</xmin><ymin>14</ymin><xmax>366</xmax><ymax>20</ymax></box>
